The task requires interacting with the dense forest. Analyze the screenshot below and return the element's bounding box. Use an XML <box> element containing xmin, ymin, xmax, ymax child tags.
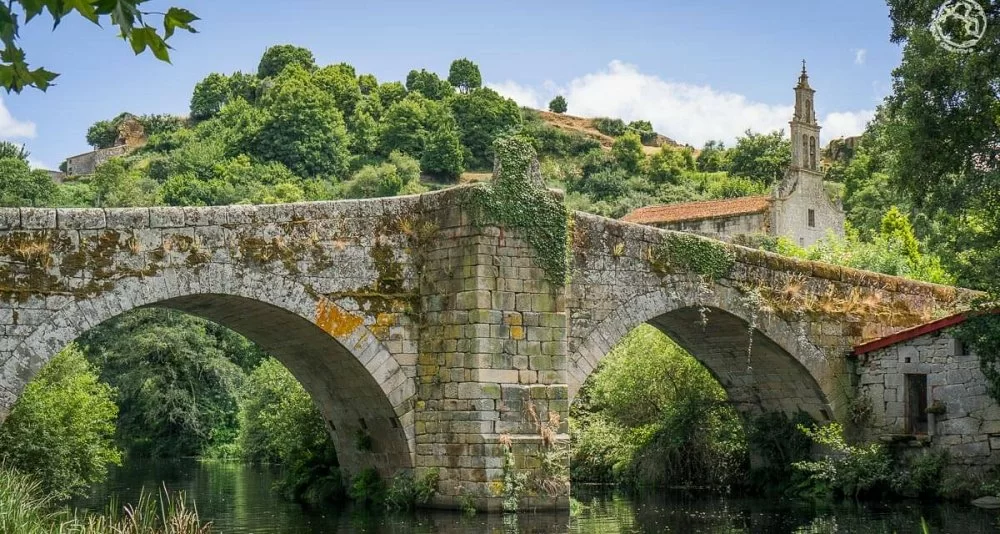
<box><xmin>2</xmin><ymin>23</ymin><xmax>1000</xmax><ymax>520</ymax></box>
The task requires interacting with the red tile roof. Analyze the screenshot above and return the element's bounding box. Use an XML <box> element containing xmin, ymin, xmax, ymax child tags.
<box><xmin>621</xmin><ymin>196</ymin><xmax>772</xmax><ymax>225</ymax></box>
<box><xmin>852</xmin><ymin>313</ymin><xmax>968</xmax><ymax>356</ymax></box>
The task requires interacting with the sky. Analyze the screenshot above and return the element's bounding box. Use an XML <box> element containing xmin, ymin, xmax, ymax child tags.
<box><xmin>2</xmin><ymin>0</ymin><xmax>902</xmax><ymax>170</ymax></box>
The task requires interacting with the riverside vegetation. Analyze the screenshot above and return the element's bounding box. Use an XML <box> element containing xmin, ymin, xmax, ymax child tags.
<box><xmin>3</xmin><ymin>19</ymin><xmax>1000</xmax><ymax>526</ymax></box>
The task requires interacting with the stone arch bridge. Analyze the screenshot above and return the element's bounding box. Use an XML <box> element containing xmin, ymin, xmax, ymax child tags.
<box><xmin>0</xmin><ymin>148</ymin><xmax>972</xmax><ymax>511</ymax></box>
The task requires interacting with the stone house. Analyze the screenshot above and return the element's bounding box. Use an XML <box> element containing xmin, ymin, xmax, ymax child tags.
<box><xmin>63</xmin><ymin>116</ymin><xmax>147</xmax><ymax>177</ymax></box>
<box><xmin>853</xmin><ymin>313</ymin><xmax>1000</xmax><ymax>469</ymax></box>
<box><xmin>622</xmin><ymin>64</ymin><xmax>845</xmax><ymax>248</ymax></box>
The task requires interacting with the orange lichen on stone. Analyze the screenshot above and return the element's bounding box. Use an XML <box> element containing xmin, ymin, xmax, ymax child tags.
<box><xmin>315</xmin><ymin>297</ymin><xmax>364</xmax><ymax>338</ymax></box>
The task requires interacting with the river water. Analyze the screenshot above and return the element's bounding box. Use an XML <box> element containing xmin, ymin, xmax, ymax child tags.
<box><xmin>72</xmin><ymin>460</ymin><xmax>1000</xmax><ymax>533</ymax></box>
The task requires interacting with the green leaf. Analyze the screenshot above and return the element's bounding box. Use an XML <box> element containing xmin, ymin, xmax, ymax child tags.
<box><xmin>144</xmin><ymin>29</ymin><xmax>171</xmax><ymax>62</ymax></box>
<box><xmin>29</xmin><ymin>67</ymin><xmax>58</xmax><ymax>90</ymax></box>
<box><xmin>64</xmin><ymin>0</ymin><xmax>100</xmax><ymax>24</ymax></box>
<box><xmin>20</xmin><ymin>0</ymin><xmax>45</xmax><ymax>23</ymax></box>
<box><xmin>163</xmin><ymin>7</ymin><xmax>198</xmax><ymax>39</ymax></box>
<box><xmin>127</xmin><ymin>25</ymin><xmax>151</xmax><ymax>54</ymax></box>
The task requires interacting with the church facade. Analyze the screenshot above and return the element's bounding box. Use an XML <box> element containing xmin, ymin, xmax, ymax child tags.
<box><xmin>623</xmin><ymin>64</ymin><xmax>845</xmax><ymax>248</ymax></box>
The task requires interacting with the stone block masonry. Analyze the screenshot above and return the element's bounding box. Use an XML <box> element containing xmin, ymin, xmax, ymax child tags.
<box><xmin>0</xmin><ymin>141</ymin><xmax>979</xmax><ymax>511</ymax></box>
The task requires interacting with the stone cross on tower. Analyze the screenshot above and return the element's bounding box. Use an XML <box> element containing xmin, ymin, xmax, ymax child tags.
<box><xmin>790</xmin><ymin>61</ymin><xmax>821</xmax><ymax>171</ymax></box>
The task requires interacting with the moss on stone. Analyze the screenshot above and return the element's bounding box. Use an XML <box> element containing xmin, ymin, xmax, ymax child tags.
<box><xmin>464</xmin><ymin>137</ymin><xmax>568</xmax><ymax>286</ymax></box>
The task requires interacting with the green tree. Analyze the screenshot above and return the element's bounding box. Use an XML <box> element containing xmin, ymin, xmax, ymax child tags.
<box><xmin>225</xmin><ymin>71</ymin><xmax>261</xmax><ymax>104</ymax></box>
<box><xmin>343</xmin><ymin>151</ymin><xmax>422</xmax><ymax>199</ymax></box>
<box><xmin>729</xmin><ymin>129</ymin><xmax>791</xmax><ymax>184</ymax></box>
<box><xmin>90</xmin><ymin>158</ymin><xmax>155</xmax><ymax>207</ymax></box>
<box><xmin>313</xmin><ymin>63</ymin><xmax>363</xmax><ymax>118</ymax></box>
<box><xmin>86</xmin><ymin>119</ymin><xmax>120</xmax><ymax>149</ymax></box>
<box><xmin>405</xmin><ymin>68</ymin><xmax>453</xmax><ymax>100</ymax></box>
<box><xmin>0</xmin><ymin>2</ymin><xmax>197</xmax><ymax>92</ymax></box>
<box><xmin>239</xmin><ymin>359</ymin><xmax>341</xmax><ymax>503</ymax></box>
<box><xmin>358</xmin><ymin>73</ymin><xmax>378</xmax><ymax>95</ymax></box>
<box><xmin>0</xmin><ymin>141</ymin><xmax>28</xmax><ymax>162</ymax></box>
<box><xmin>421</xmin><ymin>126</ymin><xmax>465</xmax><ymax>179</ymax></box>
<box><xmin>447</xmin><ymin>58</ymin><xmax>482</xmax><ymax>93</ymax></box>
<box><xmin>255</xmin><ymin>66</ymin><xmax>351</xmax><ymax>178</ymax></box>
<box><xmin>696</xmin><ymin>140</ymin><xmax>730</xmax><ymax>172</ymax></box>
<box><xmin>0</xmin><ymin>344</ymin><xmax>121</xmax><ymax>500</ymax></box>
<box><xmin>257</xmin><ymin>44</ymin><xmax>316</xmax><ymax>78</ymax></box>
<box><xmin>572</xmin><ymin>325</ymin><xmax>744</xmax><ymax>487</ymax></box>
<box><xmin>448</xmin><ymin>87</ymin><xmax>521</xmax><ymax>169</ymax></box>
<box><xmin>548</xmin><ymin>95</ymin><xmax>568</xmax><ymax>113</ymax></box>
<box><xmin>375</xmin><ymin>81</ymin><xmax>407</xmax><ymax>110</ymax></box>
<box><xmin>79</xmin><ymin>309</ymin><xmax>255</xmax><ymax>458</ymax></box>
<box><xmin>611</xmin><ymin>132</ymin><xmax>644</xmax><ymax>174</ymax></box>
<box><xmin>216</xmin><ymin>97</ymin><xmax>270</xmax><ymax>158</ymax></box>
<box><xmin>190</xmin><ymin>72</ymin><xmax>231</xmax><ymax>120</ymax></box>
<box><xmin>0</xmin><ymin>157</ymin><xmax>55</xmax><ymax>206</ymax></box>
<box><xmin>378</xmin><ymin>94</ymin><xmax>451</xmax><ymax>158</ymax></box>
<box><xmin>645</xmin><ymin>144</ymin><xmax>694</xmax><ymax>184</ymax></box>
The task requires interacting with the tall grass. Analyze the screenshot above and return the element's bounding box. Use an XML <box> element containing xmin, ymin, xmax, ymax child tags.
<box><xmin>0</xmin><ymin>464</ymin><xmax>212</xmax><ymax>534</ymax></box>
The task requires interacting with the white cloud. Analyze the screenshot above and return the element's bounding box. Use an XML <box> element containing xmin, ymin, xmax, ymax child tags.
<box><xmin>0</xmin><ymin>97</ymin><xmax>35</xmax><ymax>139</ymax></box>
<box><xmin>823</xmin><ymin>110</ymin><xmax>875</xmax><ymax>140</ymax></box>
<box><xmin>491</xmin><ymin>60</ymin><xmax>872</xmax><ymax>146</ymax></box>
<box><xmin>487</xmin><ymin>80</ymin><xmax>543</xmax><ymax>110</ymax></box>
<box><xmin>853</xmin><ymin>48</ymin><xmax>868</xmax><ymax>65</ymax></box>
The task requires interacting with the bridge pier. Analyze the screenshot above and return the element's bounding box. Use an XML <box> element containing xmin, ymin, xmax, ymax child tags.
<box><xmin>413</xmin><ymin>156</ymin><xmax>571</xmax><ymax>511</ymax></box>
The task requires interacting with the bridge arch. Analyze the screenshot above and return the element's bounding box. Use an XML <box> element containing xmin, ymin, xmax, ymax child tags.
<box><xmin>0</xmin><ymin>262</ymin><xmax>415</xmax><ymax>476</ymax></box>
<box><xmin>568</xmin><ymin>281</ymin><xmax>835</xmax><ymax>422</ymax></box>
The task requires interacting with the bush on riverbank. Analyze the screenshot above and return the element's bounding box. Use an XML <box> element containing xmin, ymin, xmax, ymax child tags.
<box><xmin>237</xmin><ymin>358</ymin><xmax>343</xmax><ymax>504</ymax></box>
<box><xmin>0</xmin><ymin>344</ymin><xmax>121</xmax><ymax>501</ymax></box>
<box><xmin>571</xmin><ymin>325</ymin><xmax>747</xmax><ymax>488</ymax></box>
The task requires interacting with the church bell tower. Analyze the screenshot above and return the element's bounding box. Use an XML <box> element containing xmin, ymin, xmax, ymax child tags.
<box><xmin>790</xmin><ymin>60</ymin><xmax>821</xmax><ymax>172</ymax></box>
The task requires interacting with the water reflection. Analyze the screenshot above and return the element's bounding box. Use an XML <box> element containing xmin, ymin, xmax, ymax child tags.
<box><xmin>73</xmin><ymin>460</ymin><xmax>1000</xmax><ymax>533</ymax></box>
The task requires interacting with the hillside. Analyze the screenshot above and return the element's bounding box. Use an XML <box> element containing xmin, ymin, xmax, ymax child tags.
<box><xmin>533</xmin><ymin>109</ymin><xmax>682</xmax><ymax>154</ymax></box>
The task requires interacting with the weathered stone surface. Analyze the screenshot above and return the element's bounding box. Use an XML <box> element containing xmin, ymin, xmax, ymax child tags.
<box><xmin>0</xmin><ymin>176</ymin><xmax>979</xmax><ymax>511</ymax></box>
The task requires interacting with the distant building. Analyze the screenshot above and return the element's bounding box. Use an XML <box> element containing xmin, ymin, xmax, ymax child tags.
<box><xmin>62</xmin><ymin>116</ymin><xmax>147</xmax><ymax>177</ymax></box>
<box><xmin>622</xmin><ymin>63</ymin><xmax>845</xmax><ymax>248</ymax></box>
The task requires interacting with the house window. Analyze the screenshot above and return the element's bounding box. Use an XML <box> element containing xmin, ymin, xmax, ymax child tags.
<box><xmin>953</xmin><ymin>338</ymin><xmax>967</xmax><ymax>356</ymax></box>
<box><xmin>808</xmin><ymin>209</ymin><xmax>816</xmax><ymax>228</ymax></box>
<box><xmin>715</xmin><ymin>221</ymin><xmax>726</xmax><ymax>233</ymax></box>
<box><xmin>905</xmin><ymin>374</ymin><xmax>928</xmax><ymax>434</ymax></box>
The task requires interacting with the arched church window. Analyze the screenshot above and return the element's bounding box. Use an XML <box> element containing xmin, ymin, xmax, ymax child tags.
<box><xmin>809</xmin><ymin>136</ymin><xmax>817</xmax><ymax>170</ymax></box>
<box><xmin>802</xmin><ymin>135</ymin><xmax>808</xmax><ymax>168</ymax></box>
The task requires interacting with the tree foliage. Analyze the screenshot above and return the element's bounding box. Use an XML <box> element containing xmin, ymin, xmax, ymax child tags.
<box><xmin>190</xmin><ymin>72</ymin><xmax>231</xmax><ymax>120</ymax></box>
<box><xmin>572</xmin><ymin>325</ymin><xmax>745</xmax><ymax>487</ymax></box>
<box><xmin>729</xmin><ymin>129</ymin><xmax>791</xmax><ymax>184</ymax></box>
<box><xmin>257</xmin><ymin>44</ymin><xmax>316</xmax><ymax>78</ymax></box>
<box><xmin>448</xmin><ymin>87</ymin><xmax>521</xmax><ymax>169</ymax></box>
<box><xmin>255</xmin><ymin>66</ymin><xmax>351</xmax><ymax>178</ymax></box>
<box><xmin>548</xmin><ymin>95</ymin><xmax>567</xmax><ymax>113</ymax></box>
<box><xmin>447</xmin><ymin>58</ymin><xmax>482</xmax><ymax>93</ymax></box>
<box><xmin>78</xmin><ymin>309</ymin><xmax>260</xmax><ymax>458</ymax></box>
<box><xmin>0</xmin><ymin>344</ymin><xmax>120</xmax><ymax>500</ymax></box>
<box><xmin>0</xmin><ymin>157</ymin><xmax>54</xmax><ymax>206</ymax></box>
<box><xmin>405</xmin><ymin>68</ymin><xmax>453</xmax><ymax>100</ymax></box>
<box><xmin>238</xmin><ymin>359</ymin><xmax>342</xmax><ymax>503</ymax></box>
<box><xmin>0</xmin><ymin>1</ymin><xmax>197</xmax><ymax>92</ymax></box>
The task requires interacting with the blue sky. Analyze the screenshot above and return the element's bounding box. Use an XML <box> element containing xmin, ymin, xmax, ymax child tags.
<box><xmin>3</xmin><ymin>0</ymin><xmax>901</xmax><ymax>169</ymax></box>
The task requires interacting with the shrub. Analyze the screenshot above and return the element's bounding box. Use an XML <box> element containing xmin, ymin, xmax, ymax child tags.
<box><xmin>548</xmin><ymin>95</ymin><xmax>568</xmax><ymax>113</ymax></box>
<box><xmin>0</xmin><ymin>344</ymin><xmax>121</xmax><ymax>501</ymax></box>
<box><xmin>592</xmin><ymin>117</ymin><xmax>626</xmax><ymax>137</ymax></box>
<box><xmin>348</xmin><ymin>467</ymin><xmax>386</xmax><ymax>507</ymax></box>
<box><xmin>384</xmin><ymin>469</ymin><xmax>440</xmax><ymax>511</ymax></box>
<box><xmin>793</xmin><ymin>422</ymin><xmax>893</xmax><ymax>499</ymax></box>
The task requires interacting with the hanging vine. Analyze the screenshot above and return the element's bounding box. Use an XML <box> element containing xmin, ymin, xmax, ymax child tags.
<box><xmin>464</xmin><ymin>136</ymin><xmax>568</xmax><ymax>286</ymax></box>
